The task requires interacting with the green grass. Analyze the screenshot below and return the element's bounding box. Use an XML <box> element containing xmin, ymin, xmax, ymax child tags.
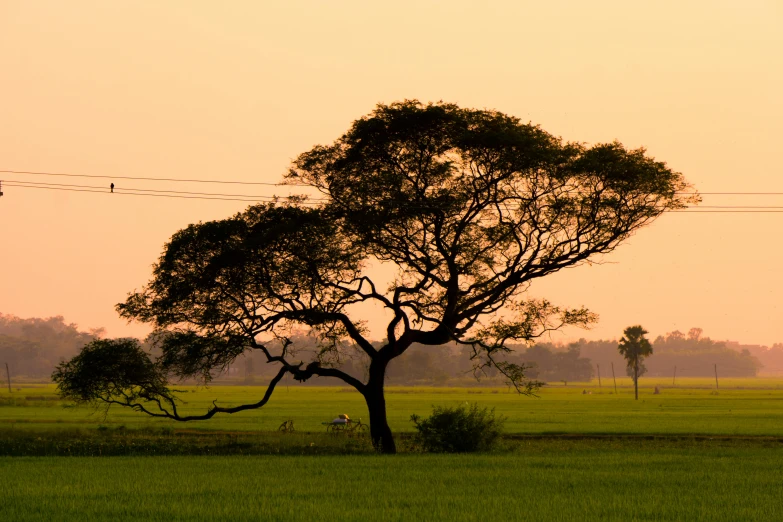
<box><xmin>3</xmin><ymin>379</ymin><xmax>783</xmax><ymax>436</ymax></box>
<box><xmin>0</xmin><ymin>428</ymin><xmax>379</xmax><ymax>457</ymax></box>
<box><xmin>3</xmin><ymin>380</ymin><xmax>783</xmax><ymax>521</ymax></box>
<box><xmin>2</xmin><ymin>445</ymin><xmax>782</xmax><ymax>521</ymax></box>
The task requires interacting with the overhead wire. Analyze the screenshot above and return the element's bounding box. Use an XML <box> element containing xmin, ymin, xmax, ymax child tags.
<box><xmin>5</xmin><ymin>168</ymin><xmax>783</xmax><ymax>212</ymax></box>
<box><xmin>4</xmin><ymin>183</ymin><xmax>261</xmax><ymax>202</ymax></box>
<box><xmin>2</xmin><ymin>182</ymin><xmax>324</xmax><ymax>204</ymax></box>
<box><xmin>24</xmin><ymin>180</ymin><xmax>775</xmax><ymax>207</ymax></box>
<box><xmin>2</xmin><ymin>179</ymin><xmax>329</xmax><ymax>201</ymax></box>
<box><xmin>6</xmin><ymin>168</ymin><xmax>783</xmax><ymax>196</ymax></box>
<box><xmin>0</xmin><ymin>169</ymin><xmax>311</xmax><ymax>186</ymax></box>
<box><xmin>7</xmin><ymin>180</ymin><xmax>783</xmax><ymax>213</ymax></box>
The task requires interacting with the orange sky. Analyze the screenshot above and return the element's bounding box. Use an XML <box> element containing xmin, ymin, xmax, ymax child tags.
<box><xmin>1</xmin><ymin>1</ymin><xmax>781</xmax><ymax>345</ymax></box>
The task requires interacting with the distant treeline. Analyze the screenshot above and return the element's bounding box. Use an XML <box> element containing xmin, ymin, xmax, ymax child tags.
<box><xmin>2</xmin><ymin>314</ymin><xmax>783</xmax><ymax>383</ymax></box>
<box><xmin>565</xmin><ymin>328</ymin><xmax>767</xmax><ymax>380</ymax></box>
<box><xmin>0</xmin><ymin>314</ymin><xmax>103</xmax><ymax>379</ymax></box>
<box><xmin>235</xmin><ymin>327</ymin><xmax>780</xmax><ymax>386</ymax></box>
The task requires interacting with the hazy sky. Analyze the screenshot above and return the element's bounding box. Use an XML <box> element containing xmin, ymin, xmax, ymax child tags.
<box><xmin>1</xmin><ymin>1</ymin><xmax>781</xmax><ymax>345</ymax></box>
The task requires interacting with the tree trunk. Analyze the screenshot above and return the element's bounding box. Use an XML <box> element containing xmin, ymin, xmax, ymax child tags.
<box><xmin>634</xmin><ymin>358</ymin><xmax>639</xmax><ymax>400</ymax></box>
<box><xmin>364</xmin><ymin>359</ymin><xmax>396</xmax><ymax>454</ymax></box>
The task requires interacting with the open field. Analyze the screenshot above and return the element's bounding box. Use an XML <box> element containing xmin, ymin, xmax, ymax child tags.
<box><xmin>3</xmin><ymin>445</ymin><xmax>783</xmax><ymax>522</ymax></box>
<box><xmin>2</xmin><ymin>378</ymin><xmax>783</xmax><ymax>436</ymax></box>
<box><xmin>3</xmin><ymin>380</ymin><xmax>783</xmax><ymax>521</ymax></box>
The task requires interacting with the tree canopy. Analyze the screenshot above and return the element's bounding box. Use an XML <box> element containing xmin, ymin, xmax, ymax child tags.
<box><xmin>53</xmin><ymin>100</ymin><xmax>697</xmax><ymax>453</ymax></box>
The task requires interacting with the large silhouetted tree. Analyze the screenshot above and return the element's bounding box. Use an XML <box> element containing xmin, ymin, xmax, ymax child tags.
<box><xmin>53</xmin><ymin>101</ymin><xmax>696</xmax><ymax>453</ymax></box>
<box><xmin>618</xmin><ymin>325</ymin><xmax>654</xmax><ymax>400</ymax></box>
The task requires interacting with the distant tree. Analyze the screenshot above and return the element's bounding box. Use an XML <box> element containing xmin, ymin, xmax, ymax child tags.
<box><xmin>687</xmin><ymin>327</ymin><xmax>703</xmax><ymax>341</ymax></box>
<box><xmin>749</xmin><ymin>343</ymin><xmax>783</xmax><ymax>375</ymax></box>
<box><xmin>518</xmin><ymin>343</ymin><xmax>592</xmax><ymax>383</ymax></box>
<box><xmin>52</xmin><ymin>101</ymin><xmax>695</xmax><ymax>453</ymax></box>
<box><xmin>520</xmin><ymin>344</ymin><xmax>552</xmax><ymax>380</ymax></box>
<box><xmin>618</xmin><ymin>325</ymin><xmax>653</xmax><ymax>400</ymax></box>
<box><xmin>667</xmin><ymin>330</ymin><xmax>685</xmax><ymax>342</ymax></box>
<box><xmin>0</xmin><ymin>314</ymin><xmax>99</xmax><ymax>378</ymax></box>
<box><xmin>556</xmin><ymin>346</ymin><xmax>594</xmax><ymax>384</ymax></box>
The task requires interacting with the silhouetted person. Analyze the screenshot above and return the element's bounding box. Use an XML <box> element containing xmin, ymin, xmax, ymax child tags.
<box><xmin>110</xmin><ymin>183</ymin><xmax>114</xmax><ymax>193</ymax></box>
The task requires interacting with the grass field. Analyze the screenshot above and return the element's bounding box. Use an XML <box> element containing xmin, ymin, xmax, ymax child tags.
<box><xmin>3</xmin><ymin>444</ymin><xmax>782</xmax><ymax>521</ymax></box>
<box><xmin>3</xmin><ymin>379</ymin><xmax>783</xmax><ymax>521</ymax></box>
<box><xmin>2</xmin><ymin>378</ymin><xmax>783</xmax><ymax>436</ymax></box>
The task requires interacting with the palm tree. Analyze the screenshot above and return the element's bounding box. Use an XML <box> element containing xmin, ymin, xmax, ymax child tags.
<box><xmin>618</xmin><ymin>326</ymin><xmax>653</xmax><ymax>400</ymax></box>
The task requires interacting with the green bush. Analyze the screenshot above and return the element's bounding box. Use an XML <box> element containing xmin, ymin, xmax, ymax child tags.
<box><xmin>410</xmin><ymin>403</ymin><xmax>505</xmax><ymax>453</ymax></box>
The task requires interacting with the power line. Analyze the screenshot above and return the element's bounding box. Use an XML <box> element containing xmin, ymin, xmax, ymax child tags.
<box><xmin>3</xmin><ymin>180</ymin><xmax>328</xmax><ymax>201</ymax></box>
<box><xmin>11</xmin><ymin>180</ymin><xmax>783</xmax><ymax>208</ymax></box>
<box><xmin>8</xmin><ymin>182</ymin><xmax>783</xmax><ymax>213</ymax></box>
<box><xmin>2</xmin><ymin>182</ymin><xmax>325</xmax><ymax>204</ymax></box>
<box><xmin>6</xmin><ymin>169</ymin><xmax>783</xmax><ymax>196</ymax></box>
<box><xmin>37</xmin><ymin>181</ymin><xmax>783</xmax><ymax>207</ymax></box>
<box><xmin>3</xmin><ymin>183</ymin><xmax>265</xmax><ymax>202</ymax></box>
<box><xmin>0</xmin><ymin>169</ymin><xmax>310</xmax><ymax>187</ymax></box>
<box><xmin>6</xmin><ymin>171</ymin><xmax>783</xmax><ymax>212</ymax></box>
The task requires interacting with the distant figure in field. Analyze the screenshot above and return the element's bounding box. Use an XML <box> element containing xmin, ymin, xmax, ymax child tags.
<box><xmin>110</xmin><ymin>183</ymin><xmax>114</xmax><ymax>193</ymax></box>
<box><xmin>654</xmin><ymin>386</ymin><xmax>660</xmax><ymax>395</ymax></box>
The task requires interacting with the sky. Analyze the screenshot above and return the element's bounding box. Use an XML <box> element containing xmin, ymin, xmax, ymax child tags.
<box><xmin>1</xmin><ymin>1</ymin><xmax>781</xmax><ymax>346</ymax></box>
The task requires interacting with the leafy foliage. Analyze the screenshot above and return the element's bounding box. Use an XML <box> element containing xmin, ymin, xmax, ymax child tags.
<box><xmin>618</xmin><ymin>325</ymin><xmax>653</xmax><ymax>399</ymax></box>
<box><xmin>618</xmin><ymin>325</ymin><xmax>654</xmax><ymax>380</ymax></box>
<box><xmin>410</xmin><ymin>403</ymin><xmax>505</xmax><ymax>453</ymax></box>
<box><xmin>52</xmin><ymin>339</ymin><xmax>172</xmax><ymax>406</ymax></box>
<box><xmin>292</xmin><ymin>102</ymin><xmax>695</xmax><ymax>352</ymax></box>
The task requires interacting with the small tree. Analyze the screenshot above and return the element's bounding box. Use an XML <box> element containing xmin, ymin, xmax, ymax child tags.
<box><xmin>618</xmin><ymin>325</ymin><xmax>653</xmax><ymax>400</ymax></box>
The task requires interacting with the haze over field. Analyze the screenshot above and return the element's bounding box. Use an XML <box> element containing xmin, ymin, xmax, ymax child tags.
<box><xmin>4</xmin><ymin>313</ymin><xmax>783</xmax><ymax>381</ymax></box>
<box><xmin>1</xmin><ymin>1</ymin><xmax>781</xmax><ymax>345</ymax></box>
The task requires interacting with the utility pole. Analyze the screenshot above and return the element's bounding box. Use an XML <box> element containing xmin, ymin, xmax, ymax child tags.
<box><xmin>714</xmin><ymin>363</ymin><xmax>719</xmax><ymax>390</ymax></box>
<box><xmin>611</xmin><ymin>362</ymin><xmax>617</xmax><ymax>394</ymax></box>
<box><xmin>5</xmin><ymin>363</ymin><xmax>11</xmax><ymax>393</ymax></box>
<box><xmin>672</xmin><ymin>365</ymin><xmax>677</xmax><ymax>386</ymax></box>
<box><xmin>596</xmin><ymin>364</ymin><xmax>601</xmax><ymax>388</ymax></box>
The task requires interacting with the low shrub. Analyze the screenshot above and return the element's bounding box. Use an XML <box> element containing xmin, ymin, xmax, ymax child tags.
<box><xmin>410</xmin><ymin>403</ymin><xmax>505</xmax><ymax>453</ymax></box>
